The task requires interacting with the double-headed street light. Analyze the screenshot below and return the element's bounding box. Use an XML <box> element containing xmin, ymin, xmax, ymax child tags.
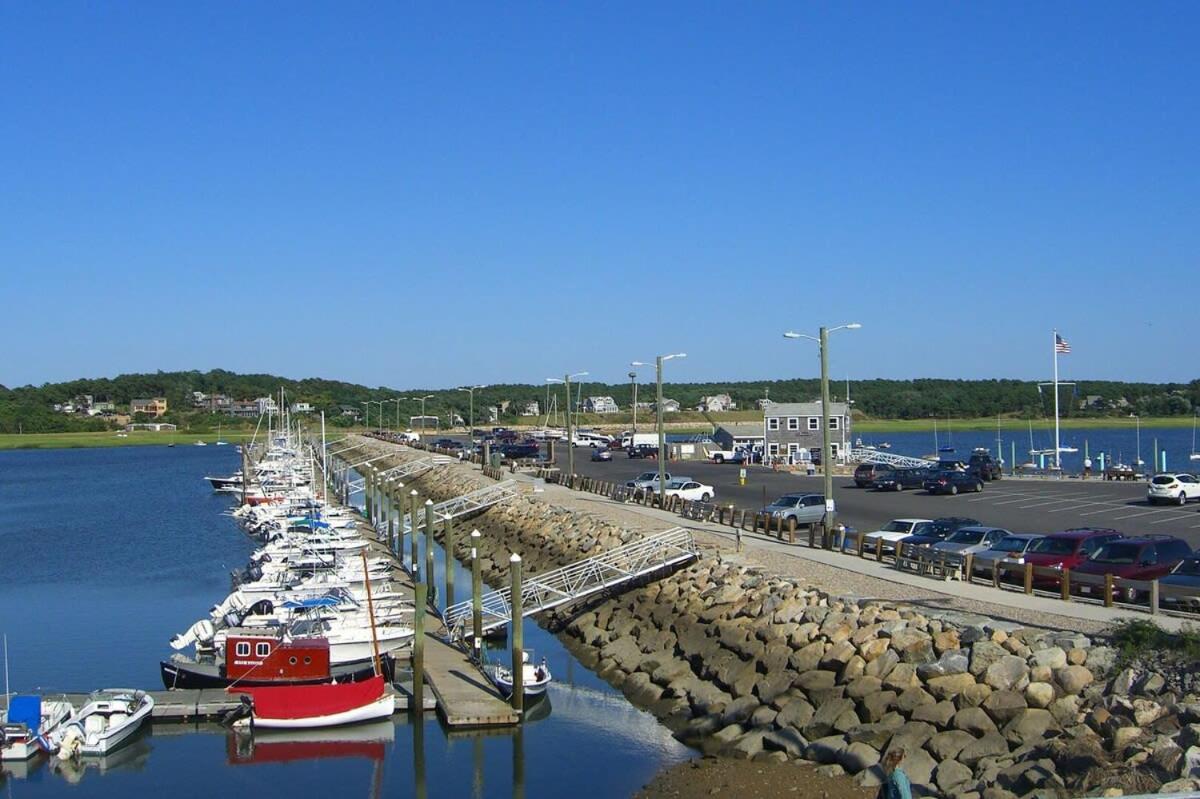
<box><xmin>458</xmin><ymin>385</ymin><xmax>486</xmax><ymax>440</ymax></box>
<box><xmin>783</xmin><ymin>323</ymin><xmax>861</xmax><ymax>543</ymax></box>
<box><xmin>547</xmin><ymin>371</ymin><xmax>588</xmax><ymax>478</ymax></box>
<box><xmin>632</xmin><ymin>353</ymin><xmax>686</xmax><ymax>506</ymax></box>
<box><xmin>398</xmin><ymin>395</ymin><xmax>437</xmax><ymax>435</ymax></box>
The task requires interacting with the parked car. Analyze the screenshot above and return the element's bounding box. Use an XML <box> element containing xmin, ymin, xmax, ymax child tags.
<box><xmin>970</xmin><ymin>533</ymin><xmax>1045</xmax><ymax>577</ymax></box>
<box><xmin>1022</xmin><ymin>528</ymin><xmax>1125</xmax><ymax>588</ymax></box>
<box><xmin>1159</xmin><ymin>557</ymin><xmax>1200</xmax><ymax>612</ymax></box>
<box><xmin>1072</xmin><ymin>535</ymin><xmax>1194</xmax><ymax>603</ymax></box>
<box><xmin>854</xmin><ymin>463</ymin><xmax>895</xmax><ymax>488</ymax></box>
<box><xmin>1147</xmin><ymin>473</ymin><xmax>1200</xmax><ymax>505</ymax></box>
<box><xmin>591</xmin><ymin>447</ymin><xmax>612</xmax><ymax>462</ymax></box>
<box><xmin>627</xmin><ymin>444</ymin><xmax>659</xmax><ymax>459</ymax></box>
<box><xmin>860</xmin><ymin>518</ymin><xmax>935</xmax><ymax>554</ymax></box>
<box><xmin>497</xmin><ymin>442</ymin><xmax>540</xmax><ymax>460</ymax></box>
<box><xmin>710</xmin><ymin>446</ymin><xmax>754</xmax><ymax>464</ymax></box>
<box><xmin>900</xmin><ymin>517</ymin><xmax>981</xmax><ymax>549</ymax></box>
<box><xmin>967</xmin><ymin>450</ymin><xmax>1003</xmax><ymax>481</ymax></box>
<box><xmin>626</xmin><ymin>471</ymin><xmax>673</xmax><ymax>490</ymax></box>
<box><xmin>872</xmin><ymin>467</ymin><xmax>933</xmax><ymax>492</ymax></box>
<box><xmin>762</xmin><ymin>493</ymin><xmax>827</xmax><ymax>526</ymax></box>
<box><xmin>664</xmin><ymin>479</ymin><xmax>714</xmax><ymax>502</ymax></box>
<box><xmin>923</xmin><ymin>469</ymin><xmax>984</xmax><ymax>495</ymax></box>
<box><xmin>931</xmin><ymin>526</ymin><xmax>1011</xmax><ymax>557</ymax></box>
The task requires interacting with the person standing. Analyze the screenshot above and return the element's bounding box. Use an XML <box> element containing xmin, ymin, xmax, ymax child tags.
<box><xmin>1083</xmin><ymin>456</ymin><xmax>1093</xmax><ymax>479</ymax></box>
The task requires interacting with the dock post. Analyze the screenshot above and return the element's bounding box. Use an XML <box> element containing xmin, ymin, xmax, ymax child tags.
<box><xmin>510</xmin><ymin>553</ymin><xmax>524</xmax><ymax>713</ymax></box>
<box><xmin>444</xmin><ymin>514</ymin><xmax>456</xmax><ymax>608</ymax></box>
<box><xmin>424</xmin><ymin>500</ymin><xmax>436</xmax><ymax>603</ymax></box>
<box><xmin>413</xmin><ymin>582</ymin><xmax>426</xmax><ymax>716</ymax></box>
<box><xmin>409</xmin><ymin>489</ymin><xmax>420</xmax><ymax>577</ymax></box>
<box><xmin>471</xmin><ymin>530</ymin><xmax>483</xmax><ymax>646</ymax></box>
<box><xmin>395</xmin><ymin>482</ymin><xmax>406</xmax><ymax>556</ymax></box>
<box><xmin>366</xmin><ymin>466</ymin><xmax>374</xmax><ymax>522</ymax></box>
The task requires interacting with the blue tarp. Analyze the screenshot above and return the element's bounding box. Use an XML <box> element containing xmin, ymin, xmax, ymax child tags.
<box><xmin>7</xmin><ymin>695</ymin><xmax>41</xmax><ymax>730</ymax></box>
<box><xmin>280</xmin><ymin>596</ymin><xmax>340</xmax><ymax>609</ymax></box>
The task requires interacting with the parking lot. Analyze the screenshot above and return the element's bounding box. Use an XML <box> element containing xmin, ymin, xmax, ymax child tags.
<box><xmin>546</xmin><ymin>444</ymin><xmax>1200</xmax><ymax>545</ymax></box>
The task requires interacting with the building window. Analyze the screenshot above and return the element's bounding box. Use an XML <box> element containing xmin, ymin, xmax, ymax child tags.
<box><xmin>767</xmin><ymin>417</ymin><xmax>780</xmax><ymax>431</ymax></box>
<box><xmin>767</xmin><ymin>443</ymin><xmax>779</xmax><ymax>456</ymax></box>
<box><xmin>829</xmin><ymin>416</ymin><xmax>840</xmax><ymax>430</ymax></box>
<box><xmin>255</xmin><ymin>642</ymin><xmax>271</xmax><ymax>657</ymax></box>
<box><xmin>830</xmin><ymin>442</ymin><xmax>841</xmax><ymax>458</ymax></box>
<box><xmin>235</xmin><ymin>642</ymin><xmax>251</xmax><ymax>657</ymax></box>
<box><xmin>787</xmin><ymin>443</ymin><xmax>799</xmax><ymax>454</ymax></box>
<box><xmin>786</xmin><ymin>417</ymin><xmax>799</xmax><ymax>430</ymax></box>
<box><xmin>807</xmin><ymin>417</ymin><xmax>819</xmax><ymax>431</ymax></box>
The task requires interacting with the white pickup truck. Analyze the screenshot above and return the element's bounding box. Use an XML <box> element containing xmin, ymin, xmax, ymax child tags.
<box><xmin>708</xmin><ymin>446</ymin><xmax>750</xmax><ymax>464</ymax></box>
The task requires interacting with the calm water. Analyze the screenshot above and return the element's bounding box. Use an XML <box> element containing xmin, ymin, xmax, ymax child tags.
<box><xmin>857</xmin><ymin>425</ymin><xmax>1198</xmax><ymax>472</ymax></box>
<box><xmin>0</xmin><ymin>446</ymin><xmax>689</xmax><ymax>796</ymax></box>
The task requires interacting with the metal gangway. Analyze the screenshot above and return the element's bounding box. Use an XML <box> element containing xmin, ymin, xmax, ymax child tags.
<box><xmin>443</xmin><ymin>527</ymin><xmax>699</xmax><ymax>640</ymax></box>
<box><xmin>345</xmin><ymin>456</ymin><xmax>445</xmax><ymax>492</ymax></box>
<box><xmin>850</xmin><ymin>447</ymin><xmax>936</xmax><ymax>469</ymax></box>
<box><xmin>397</xmin><ymin>480</ymin><xmax>520</xmax><ymax>535</ymax></box>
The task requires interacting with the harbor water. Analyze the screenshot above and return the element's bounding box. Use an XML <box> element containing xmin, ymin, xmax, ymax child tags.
<box><xmin>0</xmin><ymin>445</ymin><xmax>690</xmax><ymax>796</ymax></box>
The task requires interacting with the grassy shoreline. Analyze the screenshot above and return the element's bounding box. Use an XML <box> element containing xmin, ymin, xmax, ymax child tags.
<box><xmin>0</xmin><ymin>430</ymin><xmax>263</xmax><ymax>450</ymax></box>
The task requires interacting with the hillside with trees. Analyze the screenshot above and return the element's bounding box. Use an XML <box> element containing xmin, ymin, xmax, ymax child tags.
<box><xmin>1</xmin><ymin>370</ymin><xmax>1196</xmax><ymax>434</ymax></box>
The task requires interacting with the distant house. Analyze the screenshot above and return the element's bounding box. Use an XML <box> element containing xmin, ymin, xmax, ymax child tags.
<box><xmin>290</xmin><ymin>402</ymin><xmax>314</xmax><ymax>414</ymax></box>
<box><xmin>697</xmin><ymin>394</ymin><xmax>736</xmax><ymax>412</ymax></box>
<box><xmin>584</xmin><ymin>396</ymin><xmax>619</xmax><ymax>414</ymax></box>
<box><xmin>339</xmin><ymin>405</ymin><xmax>362</xmax><ymax>419</ymax></box>
<box><xmin>230</xmin><ymin>401</ymin><xmax>261</xmax><ymax>418</ymax></box>
<box><xmin>763</xmin><ymin>401</ymin><xmax>852</xmax><ymax>462</ymax></box>
<box><xmin>653</xmin><ymin>399</ymin><xmax>681</xmax><ymax>413</ymax></box>
<box><xmin>125</xmin><ymin>422</ymin><xmax>177</xmax><ymax>432</ymax></box>
<box><xmin>191</xmin><ymin>391</ymin><xmax>208</xmax><ymax>407</ymax></box>
<box><xmin>486</xmin><ymin>406</ymin><xmax>500</xmax><ymax>423</ymax></box>
<box><xmin>88</xmin><ymin>400</ymin><xmax>115</xmax><ymax>416</ymax></box>
<box><xmin>757</xmin><ymin>398</ymin><xmax>773</xmax><ymax>410</ymax></box>
<box><xmin>713</xmin><ymin>422</ymin><xmax>765</xmax><ymax>452</ymax></box>
<box><xmin>255</xmin><ymin>397</ymin><xmax>278</xmax><ymax>415</ymax></box>
<box><xmin>519</xmin><ymin>400</ymin><xmax>540</xmax><ymax>417</ymax></box>
<box><xmin>130</xmin><ymin>397</ymin><xmax>168</xmax><ymax>417</ymax></box>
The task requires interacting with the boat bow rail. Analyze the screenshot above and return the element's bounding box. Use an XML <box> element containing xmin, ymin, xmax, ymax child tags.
<box><xmin>443</xmin><ymin>527</ymin><xmax>699</xmax><ymax>641</ymax></box>
<box><xmin>849</xmin><ymin>448</ymin><xmax>937</xmax><ymax>469</ymax></box>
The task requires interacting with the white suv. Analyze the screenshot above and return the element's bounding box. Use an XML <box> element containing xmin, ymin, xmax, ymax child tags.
<box><xmin>1148</xmin><ymin>473</ymin><xmax>1200</xmax><ymax>505</ymax></box>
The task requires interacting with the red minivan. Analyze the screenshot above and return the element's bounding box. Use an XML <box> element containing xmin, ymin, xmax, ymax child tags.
<box><xmin>1071</xmin><ymin>535</ymin><xmax>1193</xmax><ymax>603</ymax></box>
<box><xmin>1022</xmin><ymin>528</ymin><xmax>1124</xmax><ymax>588</ymax></box>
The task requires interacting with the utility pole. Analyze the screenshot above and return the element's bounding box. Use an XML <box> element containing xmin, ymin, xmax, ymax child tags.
<box><xmin>629</xmin><ymin>371</ymin><xmax>638</xmax><ymax>438</ymax></box>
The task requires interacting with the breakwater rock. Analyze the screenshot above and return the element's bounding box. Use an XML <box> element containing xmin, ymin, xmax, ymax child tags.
<box><xmin>339</xmin><ymin>438</ymin><xmax>1200</xmax><ymax>798</ymax></box>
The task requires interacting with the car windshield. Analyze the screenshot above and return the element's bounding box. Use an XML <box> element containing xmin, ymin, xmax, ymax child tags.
<box><xmin>991</xmin><ymin>537</ymin><xmax>1033</xmax><ymax>552</ymax></box>
<box><xmin>947</xmin><ymin>529</ymin><xmax>986</xmax><ymax>545</ymax></box>
<box><xmin>1028</xmin><ymin>537</ymin><xmax>1078</xmax><ymax>556</ymax></box>
<box><xmin>881</xmin><ymin>521</ymin><xmax>913</xmax><ymax>533</ymax></box>
<box><xmin>1152</xmin><ymin>475</ymin><xmax>1177</xmax><ymax>485</ymax></box>
<box><xmin>1172</xmin><ymin>558</ymin><xmax>1200</xmax><ymax>576</ymax></box>
<box><xmin>1090</xmin><ymin>543</ymin><xmax>1142</xmax><ymax>564</ymax></box>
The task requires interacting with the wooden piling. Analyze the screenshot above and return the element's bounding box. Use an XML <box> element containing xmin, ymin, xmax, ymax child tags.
<box><xmin>510</xmin><ymin>553</ymin><xmax>523</xmax><ymax>713</ymax></box>
<box><xmin>471</xmin><ymin>530</ymin><xmax>483</xmax><ymax>646</ymax></box>
<box><xmin>410</xmin><ymin>489</ymin><xmax>420</xmax><ymax>576</ymax></box>
<box><xmin>1024</xmin><ymin>563</ymin><xmax>1034</xmax><ymax>594</ymax></box>
<box><xmin>424</xmin><ymin>500</ymin><xmax>435</xmax><ymax>601</ymax></box>
<box><xmin>1061</xmin><ymin>568</ymin><xmax>1071</xmax><ymax>601</ymax></box>
<box><xmin>444</xmin><ymin>515</ymin><xmax>455</xmax><ymax>609</ymax></box>
<box><xmin>413</xmin><ymin>582</ymin><xmax>426</xmax><ymax>714</ymax></box>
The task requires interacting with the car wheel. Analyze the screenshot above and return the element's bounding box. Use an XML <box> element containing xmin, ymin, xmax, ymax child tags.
<box><xmin>701</xmin><ymin>493</ymin><xmax>711</xmax><ymax>502</ymax></box>
<box><xmin>975</xmin><ymin>482</ymin><xmax>983</xmax><ymax>493</ymax></box>
<box><xmin>1179</xmin><ymin>492</ymin><xmax>1188</xmax><ymax>506</ymax></box>
<box><xmin>895</xmin><ymin>483</ymin><xmax>903</xmax><ymax>492</ymax></box>
<box><xmin>949</xmin><ymin>485</ymin><xmax>958</xmax><ymax>495</ymax></box>
<box><xmin>714</xmin><ymin>455</ymin><xmax>724</xmax><ymax>463</ymax></box>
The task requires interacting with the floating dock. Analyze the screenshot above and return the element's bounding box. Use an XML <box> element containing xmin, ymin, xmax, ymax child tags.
<box><xmin>422</xmin><ymin>630</ymin><xmax>521</xmax><ymax>727</ymax></box>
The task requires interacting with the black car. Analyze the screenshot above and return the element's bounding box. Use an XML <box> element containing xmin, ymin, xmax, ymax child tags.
<box><xmin>497</xmin><ymin>442</ymin><xmax>539</xmax><ymax>460</ymax></box>
<box><xmin>901</xmin><ymin>516</ymin><xmax>982</xmax><ymax>548</ymax></box>
<box><xmin>923</xmin><ymin>469</ymin><xmax>984</xmax><ymax>495</ymax></box>
<box><xmin>872</xmin><ymin>467</ymin><xmax>932</xmax><ymax>491</ymax></box>
<box><xmin>854</xmin><ymin>463</ymin><xmax>894</xmax><ymax>488</ymax></box>
<box><xmin>627</xmin><ymin>444</ymin><xmax>659</xmax><ymax>459</ymax></box>
<box><xmin>968</xmin><ymin>451</ymin><xmax>1003</xmax><ymax>481</ymax></box>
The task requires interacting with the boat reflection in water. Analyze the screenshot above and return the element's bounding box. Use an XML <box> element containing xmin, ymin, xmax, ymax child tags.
<box><xmin>50</xmin><ymin>737</ymin><xmax>153</xmax><ymax>785</ymax></box>
<box><xmin>227</xmin><ymin>719</ymin><xmax>395</xmax><ymax>765</ymax></box>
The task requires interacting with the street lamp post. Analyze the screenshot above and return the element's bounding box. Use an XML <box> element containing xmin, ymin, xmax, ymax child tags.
<box><xmin>458</xmin><ymin>385</ymin><xmax>486</xmax><ymax>440</ymax></box>
<box><xmin>548</xmin><ymin>372</ymin><xmax>587</xmax><ymax>480</ymax></box>
<box><xmin>633</xmin><ymin>354</ymin><xmax>686</xmax><ymax>506</ymax></box>
<box><xmin>415</xmin><ymin>394</ymin><xmax>435</xmax><ymax>435</ymax></box>
<box><xmin>360</xmin><ymin>401</ymin><xmax>369</xmax><ymax>432</ymax></box>
<box><xmin>784</xmin><ymin>324</ymin><xmax>861</xmax><ymax>544</ymax></box>
<box><xmin>629</xmin><ymin>371</ymin><xmax>638</xmax><ymax>438</ymax></box>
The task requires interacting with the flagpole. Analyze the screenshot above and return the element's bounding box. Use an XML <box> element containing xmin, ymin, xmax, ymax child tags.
<box><xmin>1053</xmin><ymin>329</ymin><xmax>1061</xmax><ymax>471</ymax></box>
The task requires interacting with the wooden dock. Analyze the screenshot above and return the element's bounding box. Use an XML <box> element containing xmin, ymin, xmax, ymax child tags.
<box><xmin>422</xmin><ymin>631</ymin><xmax>520</xmax><ymax>727</ymax></box>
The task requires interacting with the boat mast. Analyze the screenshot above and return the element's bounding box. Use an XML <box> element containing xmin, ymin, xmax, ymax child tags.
<box><xmin>360</xmin><ymin>550</ymin><xmax>383</xmax><ymax>677</ymax></box>
<box><xmin>1052</xmin><ymin>329</ymin><xmax>1061</xmax><ymax>470</ymax></box>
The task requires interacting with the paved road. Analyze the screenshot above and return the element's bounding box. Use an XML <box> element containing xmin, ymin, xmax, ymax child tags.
<box><xmin>542</xmin><ymin>443</ymin><xmax>1200</xmax><ymax>544</ymax></box>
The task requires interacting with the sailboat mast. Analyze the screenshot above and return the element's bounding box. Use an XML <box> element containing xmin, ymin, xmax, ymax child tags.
<box><xmin>1053</xmin><ymin>329</ymin><xmax>1062</xmax><ymax>470</ymax></box>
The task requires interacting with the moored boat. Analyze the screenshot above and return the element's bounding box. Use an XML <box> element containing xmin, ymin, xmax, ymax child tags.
<box><xmin>1</xmin><ymin>695</ymin><xmax>74</xmax><ymax>760</ymax></box>
<box><xmin>228</xmin><ymin>674</ymin><xmax>394</xmax><ymax>730</ymax></box>
<box><xmin>488</xmin><ymin>651</ymin><xmax>552</xmax><ymax>698</ymax></box>
<box><xmin>51</xmin><ymin>690</ymin><xmax>153</xmax><ymax>758</ymax></box>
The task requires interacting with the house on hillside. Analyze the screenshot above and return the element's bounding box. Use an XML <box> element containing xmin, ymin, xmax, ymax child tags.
<box><xmin>520</xmin><ymin>400</ymin><xmax>540</xmax><ymax>417</ymax></box>
<box><xmin>653</xmin><ymin>398</ymin><xmax>681</xmax><ymax>413</ymax></box>
<box><xmin>339</xmin><ymin>405</ymin><xmax>361</xmax><ymax>420</ymax></box>
<box><xmin>290</xmin><ymin>402</ymin><xmax>314</xmax><ymax>414</ymax></box>
<box><xmin>697</xmin><ymin>394</ymin><xmax>736</xmax><ymax>412</ymax></box>
<box><xmin>763</xmin><ymin>401</ymin><xmax>852</xmax><ymax>463</ymax></box>
<box><xmin>584</xmin><ymin>396</ymin><xmax>619</xmax><ymax>414</ymax></box>
<box><xmin>130</xmin><ymin>397</ymin><xmax>168</xmax><ymax>417</ymax></box>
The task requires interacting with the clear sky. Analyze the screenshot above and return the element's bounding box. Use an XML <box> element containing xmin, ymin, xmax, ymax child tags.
<box><xmin>3</xmin><ymin>3</ymin><xmax>1196</xmax><ymax>390</ymax></box>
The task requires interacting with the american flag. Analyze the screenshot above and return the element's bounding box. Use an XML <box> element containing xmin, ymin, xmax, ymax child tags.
<box><xmin>1055</xmin><ymin>333</ymin><xmax>1071</xmax><ymax>354</ymax></box>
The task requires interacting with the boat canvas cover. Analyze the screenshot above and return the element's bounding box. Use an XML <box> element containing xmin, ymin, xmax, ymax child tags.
<box><xmin>6</xmin><ymin>696</ymin><xmax>41</xmax><ymax>730</ymax></box>
<box><xmin>233</xmin><ymin>675</ymin><xmax>385</xmax><ymax>720</ymax></box>
<box><xmin>280</xmin><ymin>596</ymin><xmax>341</xmax><ymax>609</ymax></box>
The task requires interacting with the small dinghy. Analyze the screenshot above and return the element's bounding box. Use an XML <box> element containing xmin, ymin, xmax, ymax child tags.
<box><xmin>227</xmin><ymin>674</ymin><xmax>394</xmax><ymax>730</ymax></box>
<box><xmin>489</xmin><ymin>651</ymin><xmax>551</xmax><ymax>698</ymax></box>
<box><xmin>1</xmin><ymin>695</ymin><xmax>74</xmax><ymax>760</ymax></box>
<box><xmin>51</xmin><ymin>690</ymin><xmax>153</xmax><ymax>758</ymax></box>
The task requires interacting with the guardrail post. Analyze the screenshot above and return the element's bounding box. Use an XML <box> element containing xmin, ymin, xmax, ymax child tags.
<box><xmin>1104</xmin><ymin>574</ymin><xmax>1114</xmax><ymax>607</ymax></box>
<box><xmin>1061</xmin><ymin>568</ymin><xmax>1071</xmax><ymax>601</ymax></box>
<box><xmin>787</xmin><ymin>516</ymin><xmax>797</xmax><ymax>545</ymax></box>
<box><xmin>809</xmin><ymin>521</ymin><xmax>817</xmax><ymax>548</ymax></box>
<box><xmin>992</xmin><ymin>560</ymin><xmax>1001</xmax><ymax>589</ymax></box>
<box><xmin>875</xmin><ymin>538</ymin><xmax>883</xmax><ymax>562</ymax></box>
<box><xmin>510</xmin><ymin>553</ymin><xmax>524</xmax><ymax>713</ymax></box>
<box><xmin>1023</xmin><ymin>563</ymin><xmax>1033</xmax><ymax>594</ymax></box>
<box><xmin>963</xmin><ymin>554</ymin><xmax>973</xmax><ymax>582</ymax></box>
<box><xmin>1150</xmin><ymin>579</ymin><xmax>1159</xmax><ymax>615</ymax></box>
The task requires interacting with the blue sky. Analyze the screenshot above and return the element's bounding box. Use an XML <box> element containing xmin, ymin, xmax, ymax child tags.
<box><xmin>3</xmin><ymin>3</ymin><xmax>1196</xmax><ymax>389</ymax></box>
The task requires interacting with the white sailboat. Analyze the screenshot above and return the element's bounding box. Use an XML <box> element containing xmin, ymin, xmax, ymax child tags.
<box><xmin>1191</xmin><ymin>414</ymin><xmax>1200</xmax><ymax>462</ymax></box>
<box><xmin>216</xmin><ymin>423</ymin><xmax>229</xmax><ymax>446</ymax></box>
